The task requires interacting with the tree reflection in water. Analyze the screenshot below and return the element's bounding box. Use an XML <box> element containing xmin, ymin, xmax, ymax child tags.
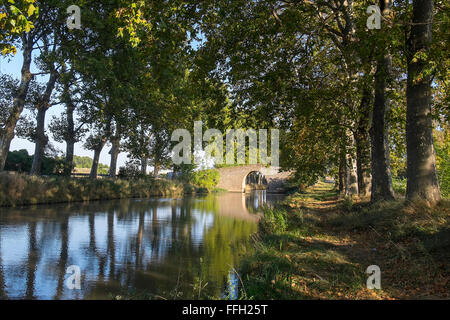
<box><xmin>0</xmin><ymin>191</ymin><xmax>284</xmax><ymax>299</ymax></box>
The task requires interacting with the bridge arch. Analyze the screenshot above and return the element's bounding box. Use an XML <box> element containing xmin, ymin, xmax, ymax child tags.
<box><xmin>215</xmin><ymin>165</ymin><xmax>290</xmax><ymax>193</ymax></box>
<box><xmin>244</xmin><ymin>171</ymin><xmax>267</xmax><ymax>191</ymax></box>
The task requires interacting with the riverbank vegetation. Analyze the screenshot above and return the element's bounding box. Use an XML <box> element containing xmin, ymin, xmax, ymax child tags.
<box><xmin>0</xmin><ymin>172</ymin><xmax>184</xmax><ymax>207</ymax></box>
<box><xmin>0</xmin><ymin>167</ymin><xmax>224</xmax><ymax>207</ymax></box>
<box><xmin>240</xmin><ymin>182</ymin><xmax>449</xmax><ymax>299</ymax></box>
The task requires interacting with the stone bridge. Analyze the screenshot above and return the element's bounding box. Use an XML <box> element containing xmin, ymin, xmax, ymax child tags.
<box><xmin>216</xmin><ymin>165</ymin><xmax>291</xmax><ymax>193</ymax></box>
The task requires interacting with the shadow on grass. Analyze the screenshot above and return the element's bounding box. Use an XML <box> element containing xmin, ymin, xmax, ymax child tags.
<box><xmin>240</xmin><ymin>182</ymin><xmax>450</xmax><ymax>299</ymax></box>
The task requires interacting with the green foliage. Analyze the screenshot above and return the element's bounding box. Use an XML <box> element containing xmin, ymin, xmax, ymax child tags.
<box><xmin>190</xmin><ymin>169</ymin><xmax>220</xmax><ymax>190</ymax></box>
<box><xmin>260</xmin><ymin>206</ymin><xmax>288</xmax><ymax>234</ymax></box>
<box><xmin>73</xmin><ymin>155</ymin><xmax>109</xmax><ymax>175</ymax></box>
<box><xmin>5</xmin><ymin>151</ymin><xmax>111</xmax><ymax>176</ymax></box>
<box><xmin>392</xmin><ymin>177</ymin><xmax>407</xmax><ymax>196</ymax></box>
<box><xmin>97</xmin><ymin>164</ymin><xmax>109</xmax><ymax>175</ymax></box>
<box><xmin>1</xmin><ymin>0</ymin><xmax>448</xmax><ymax>205</ymax></box>
<box><xmin>389</xmin><ymin>94</ymin><xmax>407</xmax><ymax>178</ymax></box>
<box><xmin>73</xmin><ymin>156</ymin><xmax>93</xmax><ymax>169</ymax></box>
<box><xmin>0</xmin><ymin>0</ymin><xmax>38</xmax><ymax>55</ymax></box>
<box><xmin>4</xmin><ymin>149</ymin><xmax>32</xmax><ymax>172</ymax></box>
<box><xmin>4</xmin><ymin>149</ymin><xmax>64</xmax><ymax>175</ymax></box>
<box><xmin>340</xmin><ymin>197</ymin><xmax>354</xmax><ymax>212</ymax></box>
<box><xmin>175</xmin><ymin>163</ymin><xmax>196</xmax><ymax>182</ymax></box>
<box><xmin>117</xmin><ymin>160</ymin><xmax>143</xmax><ymax>179</ymax></box>
<box><xmin>435</xmin><ymin>128</ymin><xmax>449</xmax><ymax>198</ymax></box>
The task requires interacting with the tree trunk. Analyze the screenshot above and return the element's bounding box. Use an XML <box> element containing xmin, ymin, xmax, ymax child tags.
<box><xmin>90</xmin><ymin>139</ymin><xmax>107</xmax><ymax>179</ymax></box>
<box><xmin>141</xmin><ymin>157</ymin><xmax>147</xmax><ymax>175</ymax></box>
<box><xmin>345</xmin><ymin>129</ymin><xmax>359</xmax><ymax>196</ymax></box>
<box><xmin>65</xmin><ymin>138</ymin><xmax>75</xmax><ymax>176</ymax></box>
<box><xmin>338</xmin><ymin>152</ymin><xmax>346</xmax><ymax>194</ymax></box>
<box><xmin>355</xmin><ymin>135</ymin><xmax>372</xmax><ymax>197</ymax></box>
<box><xmin>370</xmin><ymin>54</ymin><xmax>395</xmax><ymax>201</ymax></box>
<box><xmin>153</xmin><ymin>164</ymin><xmax>160</xmax><ymax>177</ymax></box>
<box><xmin>63</xmin><ymin>99</ymin><xmax>76</xmax><ymax>176</ymax></box>
<box><xmin>30</xmin><ymin>70</ymin><xmax>58</xmax><ymax>175</ymax></box>
<box><xmin>355</xmin><ymin>89</ymin><xmax>372</xmax><ymax>197</ymax></box>
<box><xmin>406</xmin><ymin>0</ymin><xmax>441</xmax><ymax>203</ymax></box>
<box><xmin>109</xmin><ymin>136</ymin><xmax>120</xmax><ymax>177</ymax></box>
<box><xmin>0</xmin><ymin>36</ymin><xmax>33</xmax><ymax>171</ymax></box>
<box><xmin>30</xmin><ymin>107</ymin><xmax>49</xmax><ymax>175</ymax></box>
<box><xmin>370</xmin><ymin>2</ymin><xmax>395</xmax><ymax>202</ymax></box>
<box><xmin>345</xmin><ymin>155</ymin><xmax>359</xmax><ymax>196</ymax></box>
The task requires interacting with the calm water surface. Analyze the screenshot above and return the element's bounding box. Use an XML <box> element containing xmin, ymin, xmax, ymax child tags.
<box><xmin>0</xmin><ymin>191</ymin><xmax>284</xmax><ymax>299</ymax></box>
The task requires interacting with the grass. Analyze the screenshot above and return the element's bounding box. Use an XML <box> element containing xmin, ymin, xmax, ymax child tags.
<box><xmin>392</xmin><ymin>178</ymin><xmax>407</xmax><ymax>196</ymax></box>
<box><xmin>239</xmin><ymin>181</ymin><xmax>450</xmax><ymax>299</ymax></box>
<box><xmin>0</xmin><ymin>172</ymin><xmax>188</xmax><ymax>207</ymax></box>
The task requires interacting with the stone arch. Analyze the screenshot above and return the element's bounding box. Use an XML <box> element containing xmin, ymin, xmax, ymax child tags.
<box><xmin>242</xmin><ymin>170</ymin><xmax>266</xmax><ymax>192</ymax></box>
<box><xmin>216</xmin><ymin>165</ymin><xmax>290</xmax><ymax>193</ymax></box>
<box><xmin>242</xmin><ymin>170</ymin><xmax>267</xmax><ymax>190</ymax></box>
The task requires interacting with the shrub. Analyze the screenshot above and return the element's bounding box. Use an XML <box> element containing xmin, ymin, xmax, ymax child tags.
<box><xmin>118</xmin><ymin>160</ymin><xmax>143</xmax><ymax>178</ymax></box>
<box><xmin>340</xmin><ymin>197</ymin><xmax>354</xmax><ymax>212</ymax></box>
<box><xmin>191</xmin><ymin>169</ymin><xmax>220</xmax><ymax>190</ymax></box>
<box><xmin>195</xmin><ymin>187</ymin><xmax>209</xmax><ymax>194</ymax></box>
<box><xmin>5</xmin><ymin>149</ymin><xmax>65</xmax><ymax>175</ymax></box>
<box><xmin>175</xmin><ymin>163</ymin><xmax>196</xmax><ymax>183</ymax></box>
<box><xmin>392</xmin><ymin>177</ymin><xmax>407</xmax><ymax>196</ymax></box>
<box><xmin>260</xmin><ymin>206</ymin><xmax>288</xmax><ymax>234</ymax></box>
<box><xmin>435</xmin><ymin>127</ymin><xmax>449</xmax><ymax>199</ymax></box>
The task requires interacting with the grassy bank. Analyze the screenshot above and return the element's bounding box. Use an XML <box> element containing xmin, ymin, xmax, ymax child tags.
<box><xmin>239</xmin><ymin>182</ymin><xmax>449</xmax><ymax>299</ymax></box>
<box><xmin>0</xmin><ymin>172</ymin><xmax>188</xmax><ymax>207</ymax></box>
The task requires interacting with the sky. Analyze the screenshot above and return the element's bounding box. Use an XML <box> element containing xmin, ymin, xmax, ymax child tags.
<box><xmin>1</xmin><ymin>50</ymin><xmax>129</xmax><ymax>170</ymax></box>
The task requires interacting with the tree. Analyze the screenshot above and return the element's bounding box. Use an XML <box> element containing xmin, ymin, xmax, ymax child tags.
<box><xmin>405</xmin><ymin>0</ymin><xmax>441</xmax><ymax>203</ymax></box>
<box><xmin>148</xmin><ymin>126</ymin><xmax>172</xmax><ymax>177</ymax></box>
<box><xmin>370</xmin><ymin>0</ymin><xmax>396</xmax><ymax>201</ymax></box>
<box><xmin>29</xmin><ymin>51</ymin><xmax>59</xmax><ymax>175</ymax></box>
<box><xmin>84</xmin><ymin>132</ymin><xmax>109</xmax><ymax>179</ymax></box>
<box><xmin>195</xmin><ymin>0</ymin><xmax>368</xmax><ymax>193</ymax></box>
<box><xmin>108</xmin><ymin>121</ymin><xmax>122</xmax><ymax>177</ymax></box>
<box><xmin>49</xmin><ymin>72</ymin><xmax>88</xmax><ymax>176</ymax></box>
<box><xmin>0</xmin><ymin>0</ymin><xmax>65</xmax><ymax>172</ymax></box>
<box><xmin>0</xmin><ymin>29</ymin><xmax>34</xmax><ymax>170</ymax></box>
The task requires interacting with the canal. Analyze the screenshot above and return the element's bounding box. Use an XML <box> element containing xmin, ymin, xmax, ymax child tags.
<box><xmin>0</xmin><ymin>191</ymin><xmax>284</xmax><ymax>299</ymax></box>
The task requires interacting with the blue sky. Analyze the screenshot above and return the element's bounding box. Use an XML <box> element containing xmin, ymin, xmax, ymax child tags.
<box><xmin>1</xmin><ymin>51</ymin><xmax>128</xmax><ymax>169</ymax></box>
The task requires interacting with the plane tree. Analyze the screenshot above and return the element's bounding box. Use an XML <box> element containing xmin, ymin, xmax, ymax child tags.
<box><xmin>0</xmin><ymin>0</ymin><xmax>38</xmax><ymax>170</ymax></box>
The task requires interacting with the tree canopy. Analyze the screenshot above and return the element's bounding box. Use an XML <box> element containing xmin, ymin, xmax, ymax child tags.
<box><xmin>0</xmin><ymin>0</ymin><xmax>448</xmax><ymax>201</ymax></box>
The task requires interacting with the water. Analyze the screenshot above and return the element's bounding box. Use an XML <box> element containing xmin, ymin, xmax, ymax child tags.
<box><xmin>0</xmin><ymin>191</ymin><xmax>284</xmax><ymax>300</ymax></box>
